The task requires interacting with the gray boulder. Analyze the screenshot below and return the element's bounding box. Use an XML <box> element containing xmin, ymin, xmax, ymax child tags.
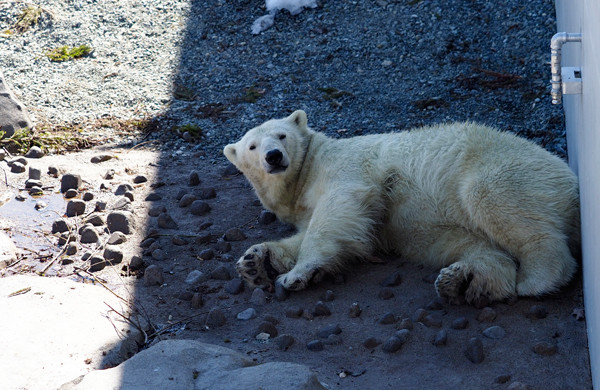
<box><xmin>0</xmin><ymin>71</ymin><xmax>33</xmax><ymax>138</ymax></box>
<box><xmin>61</xmin><ymin>339</ymin><xmax>325</xmax><ymax>390</ymax></box>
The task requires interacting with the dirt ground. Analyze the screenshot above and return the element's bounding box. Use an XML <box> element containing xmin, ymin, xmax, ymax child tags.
<box><xmin>0</xmin><ymin>142</ymin><xmax>591</xmax><ymax>389</ymax></box>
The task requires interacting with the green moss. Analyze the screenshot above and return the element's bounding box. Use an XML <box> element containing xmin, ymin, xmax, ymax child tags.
<box><xmin>14</xmin><ymin>6</ymin><xmax>42</xmax><ymax>33</ymax></box>
<box><xmin>46</xmin><ymin>45</ymin><xmax>92</xmax><ymax>62</ymax></box>
<box><xmin>175</xmin><ymin>124</ymin><xmax>203</xmax><ymax>137</ymax></box>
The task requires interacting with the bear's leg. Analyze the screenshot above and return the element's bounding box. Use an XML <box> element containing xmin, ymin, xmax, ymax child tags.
<box><xmin>236</xmin><ymin>233</ymin><xmax>303</xmax><ymax>288</ymax></box>
<box><xmin>435</xmin><ymin>241</ymin><xmax>517</xmax><ymax>305</ymax></box>
<box><xmin>514</xmin><ymin>236</ymin><xmax>577</xmax><ymax>296</ymax></box>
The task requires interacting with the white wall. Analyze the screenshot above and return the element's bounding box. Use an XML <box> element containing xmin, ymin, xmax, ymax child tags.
<box><xmin>555</xmin><ymin>0</ymin><xmax>600</xmax><ymax>387</ymax></box>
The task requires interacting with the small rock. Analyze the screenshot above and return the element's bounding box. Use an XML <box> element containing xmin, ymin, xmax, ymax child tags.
<box><xmin>397</xmin><ymin>318</ymin><xmax>414</xmax><ymax>330</ymax></box>
<box><xmin>63</xmin><ymin>189</ymin><xmax>77</xmax><ymax>199</ymax></box>
<box><xmin>51</xmin><ymin>219</ymin><xmax>70</xmax><ymax>234</ymax></box>
<box><xmin>412</xmin><ymin>308</ymin><xmax>428</xmax><ymax>323</ymax></box>
<box><xmin>224</xmin><ymin>278</ymin><xmax>244</xmax><ymax>294</ymax></box>
<box><xmin>285</xmin><ymin>306</ymin><xmax>303</xmax><ymax>318</ymax></box>
<box><xmin>47</xmin><ymin>166</ymin><xmax>60</xmax><ymax>177</ymax></box>
<box><xmin>380</xmin><ymin>271</ymin><xmax>402</xmax><ymax>287</ymax></box>
<box><xmin>157</xmin><ymin>212</ymin><xmax>178</xmax><ymax>229</ymax></box>
<box><xmin>145</xmin><ymin>193</ymin><xmax>162</xmax><ymax>201</ymax></box>
<box><xmin>382</xmin><ymin>335</ymin><xmax>405</xmax><ymax>353</ymax></box>
<box><xmin>24</xmin><ymin>146</ymin><xmax>44</xmax><ymax>158</ymax></box>
<box><xmin>378</xmin><ymin>287</ymin><xmax>394</xmax><ymax>300</ymax></box>
<box><xmin>91</xmin><ymin>154</ymin><xmax>113</xmax><ymax>163</ymax></box>
<box><xmin>114</xmin><ymin>184</ymin><xmax>134</xmax><ymax>196</ymax></box>
<box><xmin>527</xmin><ymin>305</ymin><xmax>548</xmax><ymax>319</ymax></box>
<box><xmin>29</xmin><ymin>186</ymin><xmax>43</xmax><ymax>195</ymax></box>
<box><xmin>224</xmin><ymin>228</ymin><xmax>247</xmax><ymax>241</ymax></box>
<box><xmin>171</xmin><ymin>236</ymin><xmax>188</xmax><ymax>246</ymax></box>
<box><xmin>259</xmin><ymin>210</ymin><xmax>277</xmax><ymax>225</ymax></box>
<box><xmin>10</xmin><ymin>161</ymin><xmax>25</xmax><ymax>173</ymax></box>
<box><xmin>237</xmin><ymin>308</ymin><xmax>257</xmax><ymax>321</ymax></box>
<box><xmin>151</xmin><ymin>249</ymin><xmax>166</xmax><ymax>261</ymax></box>
<box><xmin>148</xmin><ymin>206</ymin><xmax>165</xmax><ymax>217</ymax></box>
<box><xmin>313</xmin><ymin>301</ymin><xmax>331</xmax><ymax>317</ymax></box>
<box><xmin>250</xmin><ymin>288</ymin><xmax>267</xmax><ymax>306</ymax></box>
<box><xmin>28</xmin><ymin>167</ymin><xmax>41</xmax><ymax>180</ymax></box>
<box><xmin>348</xmin><ymin>302</ymin><xmax>362</xmax><ymax>318</ymax></box>
<box><xmin>190</xmin><ymin>200</ymin><xmax>211</xmax><ymax>216</ymax></box>
<box><xmin>80</xmin><ymin>226</ymin><xmax>100</xmax><ymax>244</ymax></box>
<box><xmin>129</xmin><ymin>256</ymin><xmax>144</xmax><ymax>270</ymax></box>
<box><xmin>88</xmin><ymin>255</ymin><xmax>106</xmax><ymax>272</ymax></box>
<box><xmin>363</xmin><ymin>337</ymin><xmax>382</xmax><ymax>349</ymax></box>
<box><xmin>140</xmin><ymin>238</ymin><xmax>156</xmax><ymax>248</ymax></box>
<box><xmin>95</xmin><ymin>201</ymin><xmax>107</xmax><ymax>212</ymax></box>
<box><xmin>25</xmin><ymin>179</ymin><xmax>42</xmax><ymax>189</ymax></box>
<box><xmin>301</xmin><ymin>310</ymin><xmax>314</xmax><ymax>321</ymax></box>
<box><xmin>221</xmin><ymin>254</ymin><xmax>234</xmax><ymax>262</ymax></box>
<box><xmin>210</xmin><ymin>265</ymin><xmax>232</xmax><ymax>280</ymax></box>
<box><xmin>274</xmin><ymin>281</ymin><xmax>289</xmax><ymax>301</ymax></box>
<box><xmin>133</xmin><ymin>175</ymin><xmax>147</xmax><ymax>184</ymax></box>
<box><xmin>185</xmin><ymin>270</ymin><xmax>205</xmax><ymax>285</ymax></box>
<box><xmin>422</xmin><ymin>313</ymin><xmax>443</xmax><ymax>328</ymax></box>
<box><xmin>179</xmin><ymin>194</ymin><xmax>197</xmax><ymax>207</ymax></box>
<box><xmin>320</xmin><ymin>290</ymin><xmax>335</xmax><ymax>301</ymax></box>
<box><xmin>123</xmin><ymin>191</ymin><xmax>134</xmax><ymax>202</ymax></box>
<box><xmin>195</xmin><ymin>232</ymin><xmax>213</xmax><ymax>245</ymax></box>
<box><xmin>205</xmin><ymin>308</ymin><xmax>227</xmax><ymax>328</ymax></box>
<box><xmin>256</xmin><ymin>322</ymin><xmax>278</xmax><ymax>338</ymax></box>
<box><xmin>255</xmin><ymin>332</ymin><xmax>271</xmax><ymax>341</ymax></box>
<box><xmin>65</xmin><ymin>243</ymin><xmax>78</xmax><ymax>256</ymax></box>
<box><xmin>426</xmin><ymin>296</ymin><xmax>445</xmax><ymax>310</ymax></box>
<box><xmin>324</xmin><ymin>334</ymin><xmax>343</xmax><ymax>345</ymax></box>
<box><xmin>378</xmin><ymin>312</ymin><xmax>396</xmax><ymax>325</ymax></box>
<box><xmin>495</xmin><ymin>375</ymin><xmax>512</xmax><ymax>384</ymax></box>
<box><xmin>477</xmin><ymin>307</ymin><xmax>497</xmax><ymax>322</ymax></box>
<box><xmin>532</xmin><ymin>341</ymin><xmax>558</xmax><ymax>356</ymax></box>
<box><xmin>198</xmin><ymin>248</ymin><xmax>214</xmax><ymax>260</ymax></box>
<box><xmin>106</xmin><ymin>211</ymin><xmax>135</xmax><ymax>234</ymax></box>
<box><xmin>306</xmin><ymin>340</ymin><xmax>323</xmax><ymax>351</ymax></box>
<box><xmin>112</xmin><ymin>197</ymin><xmax>131</xmax><ymax>211</ymax></box>
<box><xmin>191</xmin><ymin>293</ymin><xmax>203</xmax><ymax>308</ymax></box>
<box><xmin>395</xmin><ymin>329</ymin><xmax>411</xmax><ymax>343</ymax></box>
<box><xmin>215</xmin><ymin>239</ymin><xmax>232</xmax><ymax>253</ymax></box>
<box><xmin>143</xmin><ymin>265</ymin><xmax>164</xmax><ymax>286</ymax></box>
<box><xmin>189</xmin><ymin>170</ymin><xmax>201</xmax><ymax>186</ymax></box>
<box><xmin>66</xmin><ymin>200</ymin><xmax>86</xmax><ymax>217</ymax></box>
<box><xmin>103</xmin><ymin>169</ymin><xmax>115</xmax><ymax>180</ymax></box>
<box><xmin>103</xmin><ymin>246</ymin><xmax>123</xmax><ymax>265</ymax></box>
<box><xmin>451</xmin><ymin>317</ymin><xmax>469</xmax><ymax>330</ymax></box>
<box><xmin>483</xmin><ymin>326</ymin><xmax>506</xmax><ymax>339</ymax></box>
<box><xmin>432</xmin><ymin>329</ymin><xmax>448</xmax><ymax>346</ymax></box>
<box><xmin>317</xmin><ymin>324</ymin><xmax>342</xmax><ymax>338</ymax></box>
<box><xmin>222</xmin><ymin>164</ymin><xmax>240</xmax><ymax>176</ymax></box>
<box><xmin>465</xmin><ymin>337</ymin><xmax>485</xmax><ymax>363</ymax></box>
<box><xmin>274</xmin><ymin>334</ymin><xmax>295</xmax><ymax>351</ymax></box>
<box><xmin>60</xmin><ymin>173</ymin><xmax>81</xmax><ymax>193</ymax></box>
<box><xmin>107</xmin><ymin>231</ymin><xmax>127</xmax><ymax>245</ymax></box>
<box><xmin>195</xmin><ymin>187</ymin><xmax>217</xmax><ymax>200</ymax></box>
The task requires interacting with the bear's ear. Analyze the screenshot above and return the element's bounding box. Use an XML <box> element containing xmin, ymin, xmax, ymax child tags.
<box><xmin>223</xmin><ymin>144</ymin><xmax>237</xmax><ymax>163</ymax></box>
<box><xmin>286</xmin><ymin>110</ymin><xmax>308</xmax><ymax>129</ymax></box>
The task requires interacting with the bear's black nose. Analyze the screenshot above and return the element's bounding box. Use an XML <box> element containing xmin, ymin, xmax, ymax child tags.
<box><xmin>265</xmin><ymin>149</ymin><xmax>283</xmax><ymax>166</ymax></box>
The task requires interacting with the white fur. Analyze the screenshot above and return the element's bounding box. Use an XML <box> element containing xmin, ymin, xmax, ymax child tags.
<box><xmin>224</xmin><ymin>110</ymin><xmax>580</xmax><ymax>304</ymax></box>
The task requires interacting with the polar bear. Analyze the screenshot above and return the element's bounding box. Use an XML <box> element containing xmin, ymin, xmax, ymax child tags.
<box><xmin>223</xmin><ymin>110</ymin><xmax>580</xmax><ymax>304</ymax></box>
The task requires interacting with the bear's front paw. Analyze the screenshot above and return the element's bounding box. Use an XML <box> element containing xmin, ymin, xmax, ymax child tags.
<box><xmin>236</xmin><ymin>244</ymin><xmax>282</xmax><ymax>288</ymax></box>
<box><xmin>435</xmin><ymin>263</ymin><xmax>469</xmax><ymax>305</ymax></box>
<box><xmin>277</xmin><ymin>266</ymin><xmax>326</xmax><ymax>291</ymax></box>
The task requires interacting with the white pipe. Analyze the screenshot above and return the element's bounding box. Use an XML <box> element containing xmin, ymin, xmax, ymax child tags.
<box><xmin>550</xmin><ymin>32</ymin><xmax>582</xmax><ymax>104</ymax></box>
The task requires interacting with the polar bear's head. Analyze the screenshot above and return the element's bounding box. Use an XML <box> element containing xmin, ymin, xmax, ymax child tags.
<box><xmin>223</xmin><ymin>110</ymin><xmax>311</xmax><ymax>178</ymax></box>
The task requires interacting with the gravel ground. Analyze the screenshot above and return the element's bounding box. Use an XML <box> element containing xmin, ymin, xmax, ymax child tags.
<box><xmin>1</xmin><ymin>0</ymin><xmax>566</xmax><ymax>158</ymax></box>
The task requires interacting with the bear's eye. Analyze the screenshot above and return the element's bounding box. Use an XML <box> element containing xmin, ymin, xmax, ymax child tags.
<box><xmin>249</xmin><ymin>145</ymin><xmax>256</xmax><ymax>151</ymax></box>
<box><xmin>279</xmin><ymin>134</ymin><xmax>286</xmax><ymax>140</ymax></box>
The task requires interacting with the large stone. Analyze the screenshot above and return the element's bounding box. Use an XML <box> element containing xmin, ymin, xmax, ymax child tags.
<box><xmin>0</xmin><ymin>275</ymin><xmax>142</xmax><ymax>390</ymax></box>
<box><xmin>60</xmin><ymin>339</ymin><xmax>325</xmax><ymax>389</ymax></box>
<box><xmin>106</xmin><ymin>211</ymin><xmax>135</xmax><ymax>234</ymax></box>
<box><xmin>0</xmin><ymin>72</ymin><xmax>33</xmax><ymax>138</ymax></box>
<box><xmin>0</xmin><ymin>231</ymin><xmax>17</xmax><ymax>268</ymax></box>
<box><xmin>60</xmin><ymin>174</ymin><xmax>82</xmax><ymax>193</ymax></box>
